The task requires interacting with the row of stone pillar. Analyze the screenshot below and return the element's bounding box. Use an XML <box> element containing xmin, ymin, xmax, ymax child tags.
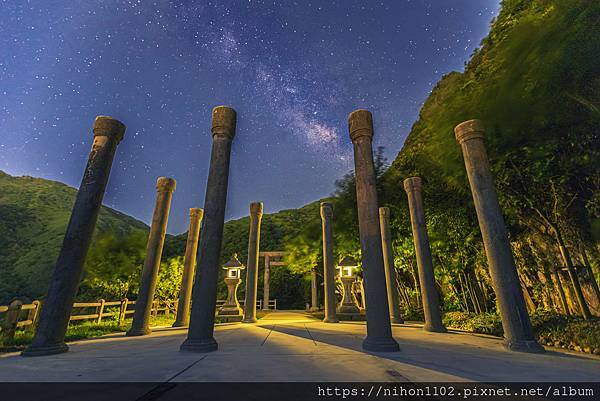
<box><xmin>318</xmin><ymin>112</ymin><xmax>542</xmax><ymax>353</ymax></box>
<box><xmin>21</xmin><ymin>107</ymin><xmax>543</xmax><ymax>357</ymax></box>
<box><xmin>20</xmin><ymin>116</ymin><xmax>207</xmax><ymax>355</ymax></box>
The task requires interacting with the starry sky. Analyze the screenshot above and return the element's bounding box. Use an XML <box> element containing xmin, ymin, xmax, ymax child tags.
<box><xmin>1</xmin><ymin>0</ymin><xmax>500</xmax><ymax>234</ymax></box>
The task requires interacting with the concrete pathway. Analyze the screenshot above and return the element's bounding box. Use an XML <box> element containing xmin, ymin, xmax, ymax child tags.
<box><xmin>0</xmin><ymin>310</ymin><xmax>598</xmax><ymax>382</ymax></box>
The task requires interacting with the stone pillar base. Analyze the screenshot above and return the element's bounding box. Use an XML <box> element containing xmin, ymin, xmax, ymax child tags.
<box><xmin>126</xmin><ymin>327</ymin><xmax>152</xmax><ymax>337</ymax></box>
<box><xmin>21</xmin><ymin>342</ymin><xmax>69</xmax><ymax>357</ymax></box>
<box><xmin>362</xmin><ymin>336</ymin><xmax>401</xmax><ymax>352</ymax></box>
<box><xmin>309</xmin><ymin>306</ymin><xmax>320</xmax><ymax>312</ymax></box>
<box><xmin>504</xmin><ymin>339</ymin><xmax>545</xmax><ymax>353</ymax></box>
<box><xmin>390</xmin><ymin>316</ymin><xmax>404</xmax><ymax>324</ymax></box>
<box><xmin>423</xmin><ymin>323</ymin><xmax>447</xmax><ymax>333</ymax></box>
<box><xmin>172</xmin><ymin>320</ymin><xmax>188</xmax><ymax>328</ymax></box>
<box><xmin>323</xmin><ymin>316</ymin><xmax>339</xmax><ymax>323</ymax></box>
<box><xmin>180</xmin><ymin>337</ymin><xmax>218</xmax><ymax>353</ymax></box>
<box><xmin>242</xmin><ymin>317</ymin><xmax>258</xmax><ymax>323</ymax></box>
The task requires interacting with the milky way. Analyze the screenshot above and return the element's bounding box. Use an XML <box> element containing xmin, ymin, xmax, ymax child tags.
<box><xmin>0</xmin><ymin>0</ymin><xmax>499</xmax><ymax>233</ymax></box>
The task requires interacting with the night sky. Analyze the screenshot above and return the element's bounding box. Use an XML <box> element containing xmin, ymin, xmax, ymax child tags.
<box><xmin>1</xmin><ymin>1</ymin><xmax>499</xmax><ymax>234</ymax></box>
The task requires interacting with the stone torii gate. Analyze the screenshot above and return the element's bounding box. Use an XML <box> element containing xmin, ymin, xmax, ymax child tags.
<box><xmin>259</xmin><ymin>251</ymin><xmax>287</xmax><ymax>310</ymax></box>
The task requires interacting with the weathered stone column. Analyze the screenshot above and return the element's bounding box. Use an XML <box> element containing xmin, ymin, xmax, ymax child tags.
<box><xmin>320</xmin><ymin>202</ymin><xmax>339</xmax><ymax>323</ymax></box>
<box><xmin>310</xmin><ymin>267</ymin><xmax>319</xmax><ymax>311</ymax></box>
<box><xmin>22</xmin><ymin>116</ymin><xmax>125</xmax><ymax>357</ymax></box>
<box><xmin>181</xmin><ymin>106</ymin><xmax>236</xmax><ymax>353</ymax></box>
<box><xmin>243</xmin><ymin>202</ymin><xmax>264</xmax><ymax>323</ymax></box>
<box><xmin>359</xmin><ymin>278</ymin><xmax>367</xmax><ymax>310</ymax></box>
<box><xmin>455</xmin><ymin>119</ymin><xmax>543</xmax><ymax>353</ymax></box>
<box><xmin>379</xmin><ymin>207</ymin><xmax>404</xmax><ymax>324</ymax></box>
<box><xmin>348</xmin><ymin>110</ymin><xmax>399</xmax><ymax>352</ymax></box>
<box><xmin>263</xmin><ymin>255</ymin><xmax>270</xmax><ymax>310</ymax></box>
<box><xmin>173</xmin><ymin>208</ymin><xmax>204</xmax><ymax>327</ymax></box>
<box><xmin>127</xmin><ymin>177</ymin><xmax>176</xmax><ymax>336</ymax></box>
<box><xmin>403</xmin><ymin>178</ymin><xmax>446</xmax><ymax>332</ymax></box>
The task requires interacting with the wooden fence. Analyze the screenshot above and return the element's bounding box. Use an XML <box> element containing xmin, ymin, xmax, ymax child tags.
<box><xmin>0</xmin><ymin>298</ymin><xmax>176</xmax><ymax>341</ymax></box>
<box><xmin>1</xmin><ymin>297</ymin><xmax>277</xmax><ymax>340</ymax></box>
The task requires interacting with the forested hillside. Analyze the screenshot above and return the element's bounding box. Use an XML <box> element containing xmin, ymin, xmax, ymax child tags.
<box><xmin>287</xmin><ymin>0</ymin><xmax>600</xmax><ymax>317</ymax></box>
<box><xmin>0</xmin><ymin>170</ymin><xmax>149</xmax><ymax>302</ymax></box>
<box><xmin>380</xmin><ymin>0</ymin><xmax>600</xmax><ymax>316</ymax></box>
<box><xmin>0</xmin><ymin>169</ymin><xmax>321</xmax><ymax>308</ymax></box>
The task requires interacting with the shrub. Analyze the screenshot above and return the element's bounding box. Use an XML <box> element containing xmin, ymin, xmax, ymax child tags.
<box><xmin>402</xmin><ymin>306</ymin><xmax>425</xmax><ymax>322</ymax></box>
<box><xmin>443</xmin><ymin>311</ymin><xmax>503</xmax><ymax>336</ymax></box>
<box><xmin>443</xmin><ymin>310</ymin><xmax>600</xmax><ymax>354</ymax></box>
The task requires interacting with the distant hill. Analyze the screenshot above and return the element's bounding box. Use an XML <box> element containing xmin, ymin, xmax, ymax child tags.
<box><xmin>0</xmin><ymin>170</ymin><xmax>149</xmax><ymax>302</ymax></box>
<box><xmin>0</xmin><ymin>169</ymin><xmax>324</xmax><ymax>304</ymax></box>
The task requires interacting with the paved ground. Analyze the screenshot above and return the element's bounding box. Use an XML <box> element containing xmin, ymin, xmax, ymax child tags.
<box><xmin>1</xmin><ymin>310</ymin><xmax>598</xmax><ymax>382</ymax></box>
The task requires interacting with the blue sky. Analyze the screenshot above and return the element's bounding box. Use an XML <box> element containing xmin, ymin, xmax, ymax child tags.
<box><xmin>0</xmin><ymin>0</ymin><xmax>500</xmax><ymax>233</ymax></box>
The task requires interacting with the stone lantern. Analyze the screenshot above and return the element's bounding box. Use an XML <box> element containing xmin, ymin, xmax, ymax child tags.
<box><xmin>337</xmin><ymin>257</ymin><xmax>360</xmax><ymax>314</ymax></box>
<box><xmin>217</xmin><ymin>254</ymin><xmax>245</xmax><ymax>321</ymax></box>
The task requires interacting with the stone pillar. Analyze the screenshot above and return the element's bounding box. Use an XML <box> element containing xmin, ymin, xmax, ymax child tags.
<box><xmin>455</xmin><ymin>119</ymin><xmax>543</xmax><ymax>353</ymax></box>
<box><xmin>359</xmin><ymin>279</ymin><xmax>367</xmax><ymax>310</ymax></box>
<box><xmin>22</xmin><ymin>116</ymin><xmax>125</xmax><ymax>357</ymax></box>
<box><xmin>173</xmin><ymin>208</ymin><xmax>204</xmax><ymax>327</ymax></box>
<box><xmin>127</xmin><ymin>177</ymin><xmax>176</xmax><ymax>336</ymax></box>
<box><xmin>320</xmin><ymin>202</ymin><xmax>339</xmax><ymax>323</ymax></box>
<box><xmin>310</xmin><ymin>267</ymin><xmax>319</xmax><ymax>311</ymax></box>
<box><xmin>263</xmin><ymin>255</ymin><xmax>270</xmax><ymax>310</ymax></box>
<box><xmin>378</xmin><ymin>207</ymin><xmax>404</xmax><ymax>324</ymax></box>
<box><xmin>243</xmin><ymin>202</ymin><xmax>264</xmax><ymax>323</ymax></box>
<box><xmin>181</xmin><ymin>106</ymin><xmax>236</xmax><ymax>353</ymax></box>
<box><xmin>348</xmin><ymin>110</ymin><xmax>399</xmax><ymax>352</ymax></box>
<box><xmin>403</xmin><ymin>178</ymin><xmax>446</xmax><ymax>332</ymax></box>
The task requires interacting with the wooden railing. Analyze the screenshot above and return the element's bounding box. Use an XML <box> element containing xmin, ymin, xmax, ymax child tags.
<box><xmin>1</xmin><ymin>297</ymin><xmax>277</xmax><ymax>340</ymax></box>
<box><xmin>0</xmin><ymin>298</ymin><xmax>177</xmax><ymax>341</ymax></box>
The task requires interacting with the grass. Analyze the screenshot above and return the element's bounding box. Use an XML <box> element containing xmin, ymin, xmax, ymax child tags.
<box><xmin>1</xmin><ymin>309</ymin><xmax>274</xmax><ymax>352</ymax></box>
<box><xmin>443</xmin><ymin>311</ymin><xmax>600</xmax><ymax>355</ymax></box>
<box><xmin>0</xmin><ymin>313</ymin><xmax>176</xmax><ymax>353</ymax></box>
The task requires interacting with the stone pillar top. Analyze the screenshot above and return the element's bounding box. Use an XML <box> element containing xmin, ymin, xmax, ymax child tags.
<box><xmin>211</xmin><ymin>106</ymin><xmax>237</xmax><ymax>139</ymax></box>
<box><xmin>403</xmin><ymin>177</ymin><xmax>423</xmax><ymax>193</ymax></box>
<box><xmin>93</xmin><ymin>116</ymin><xmax>126</xmax><ymax>143</ymax></box>
<box><xmin>379</xmin><ymin>206</ymin><xmax>390</xmax><ymax>218</ymax></box>
<box><xmin>348</xmin><ymin>109</ymin><xmax>374</xmax><ymax>142</ymax></box>
<box><xmin>320</xmin><ymin>202</ymin><xmax>333</xmax><ymax>219</ymax></box>
<box><xmin>190</xmin><ymin>208</ymin><xmax>204</xmax><ymax>220</ymax></box>
<box><xmin>250</xmin><ymin>202</ymin><xmax>263</xmax><ymax>216</ymax></box>
<box><xmin>454</xmin><ymin>119</ymin><xmax>485</xmax><ymax>144</ymax></box>
<box><xmin>156</xmin><ymin>177</ymin><xmax>177</xmax><ymax>192</ymax></box>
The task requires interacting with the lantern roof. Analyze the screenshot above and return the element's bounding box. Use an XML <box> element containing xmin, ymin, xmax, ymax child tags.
<box><xmin>338</xmin><ymin>256</ymin><xmax>358</xmax><ymax>267</ymax></box>
<box><xmin>223</xmin><ymin>253</ymin><xmax>245</xmax><ymax>269</ymax></box>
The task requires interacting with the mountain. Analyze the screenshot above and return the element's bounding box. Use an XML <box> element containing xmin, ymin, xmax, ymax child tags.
<box><xmin>285</xmin><ymin>0</ymin><xmax>599</xmax><ymax>316</ymax></box>
<box><xmin>0</xmin><ymin>170</ymin><xmax>149</xmax><ymax>302</ymax></box>
<box><xmin>0</xmin><ymin>169</ymin><xmax>324</xmax><ymax>305</ymax></box>
<box><xmin>386</xmin><ymin>0</ymin><xmax>599</xmax><ymax>188</ymax></box>
<box><xmin>372</xmin><ymin>0</ymin><xmax>600</xmax><ymax>314</ymax></box>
